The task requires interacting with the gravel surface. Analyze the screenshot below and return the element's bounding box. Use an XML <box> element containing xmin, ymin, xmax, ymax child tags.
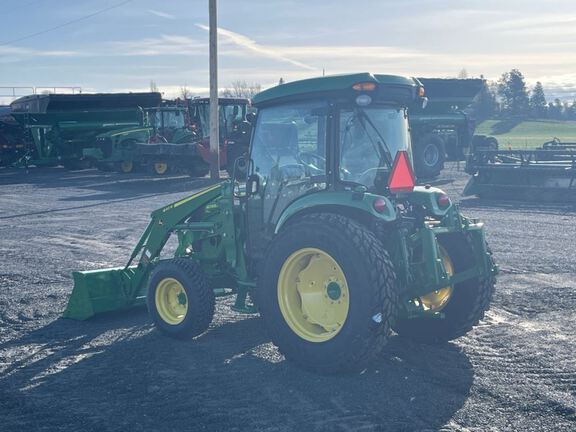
<box><xmin>0</xmin><ymin>163</ymin><xmax>575</xmax><ymax>432</ymax></box>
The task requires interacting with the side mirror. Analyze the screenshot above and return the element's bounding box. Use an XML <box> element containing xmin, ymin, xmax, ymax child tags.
<box><xmin>246</xmin><ymin>112</ymin><xmax>256</xmax><ymax>124</ymax></box>
<box><xmin>232</xmin><ymin>155</ymin><xmax>248</xmax><ymax>181</ymax></box>
<box><xmin>246</xmin><ymin>173</ymin><xmax>260</xmax><ymax>195</ymax></box>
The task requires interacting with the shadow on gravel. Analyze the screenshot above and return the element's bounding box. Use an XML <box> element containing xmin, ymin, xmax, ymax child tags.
<box><xmin>0</xmin><ymin>167</ymin><xmax>218</xmax><ymax>220</ymax></box>
<box><xmin>0</xmin><ymin>311</ymin><xmax>474</xmax><ymax>432</ymax></box>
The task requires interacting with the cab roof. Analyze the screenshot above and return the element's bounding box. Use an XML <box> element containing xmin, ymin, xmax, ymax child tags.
<box><xmin>252</xmin><ymin>73</ymin><xmax>421</xmax><ymax>107</ymax></box>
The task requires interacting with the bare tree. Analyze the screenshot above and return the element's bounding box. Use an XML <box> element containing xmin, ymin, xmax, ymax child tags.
<box><xmin>179</xmin><ymin>84</ymin><xmax>192</xmax><ymax>100</ymax></box>
<box><xmin>220</xmin><ymin>80</ymin><xmax>261</xmax><ymax>98</ymax></box>
<box><xmin>458</xmin><ymin>68</ymin><xmax>469</xmax><ymax>79</ymax></box>
<box><xmin>150</xmin><ymin>80</ymin><xmax>159</xmax><ymax>93</ymax></box>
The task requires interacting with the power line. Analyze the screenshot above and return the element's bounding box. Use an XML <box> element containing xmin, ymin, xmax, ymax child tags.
<box><xmin>0</xmin><ymin>0</ymin><xmax>135</xmax><ymax>47</ymax></box>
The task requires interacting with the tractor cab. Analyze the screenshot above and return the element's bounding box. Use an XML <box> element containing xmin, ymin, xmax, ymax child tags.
<box><xmin>245</xmin><ymin>73</ymin><xmax>425</xmax><ymax>238</ymax></box>
<box><xmin>188</xmin><ymin>97</ymin><xmax>251</xmax><ymax>143</ymax></box>
<box><xmin>144</xmin><ymin>107</ymin><xmax>189</xmax><ymax>142</ymax></box>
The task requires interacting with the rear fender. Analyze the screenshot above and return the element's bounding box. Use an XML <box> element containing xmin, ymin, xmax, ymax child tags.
<box><xmin>275</xmin><ymin>191</ymin><xmax>397</xmax><ymax>234</ymax></box>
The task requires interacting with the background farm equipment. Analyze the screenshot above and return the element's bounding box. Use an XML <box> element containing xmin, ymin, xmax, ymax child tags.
<box><xmin>0</xmin><ymin>106</ymin><xmax>26</xmax><ymax>166</ymax></box>
<box><xmin>188</xmin><ymin>97</ymin><xmax>252</xmax><ymax>175</ymax></box>
<box><xmin>64</xmin><ymin>73</ymin><xmax>496</xmax><ymax>374</ymax></box>
<box><xmin>90</xmin><ymin>97</ymin><xmax>252</xmax><ymax>176</ymax></box>
<box><xmin>88</xmin><ymin>105</ymin><xmax>197</xmax><ymax>174</ymax></box>
<box><xmin>464</xmin><ymin>141</ymin><xmax>576</xmax><ymax>202</ymax></box>
<box><xmin>410</xmin><ymin>78</ymin><xmax>496</xmax><ymax>178</ymax></box>
<box><xmin>9</xmin><ymin>92</ymin><xmax>161</xmax><ymax>169</ymax></box>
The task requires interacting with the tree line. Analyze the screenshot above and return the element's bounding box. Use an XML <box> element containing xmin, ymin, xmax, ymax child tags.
<box><xmin>478</xmin><ymin>69</ymin><xmax>576</xmax><ymax>121</ymax></box>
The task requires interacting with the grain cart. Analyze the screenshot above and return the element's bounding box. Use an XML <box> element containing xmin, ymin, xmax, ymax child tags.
<box><xmin>0</xmin><ymin>106</ymin><xmax>26</xmax><ymax>166</ymax></box>
<box><xmin>464</xmin><ymin>143</ymin><xmax>576</xmax><ymax>202</ymax></box>
<box><xmin>65</xmin><ymin>73</ymin><xmax>497</xmax><ymax>373</ymax></box>
<box><xmin>10</xmin><ymin>92</ymin><xmax>161</xmax><ymax>169</ymax></box>
<box><xmin>410</xmin><ymin>78</ymin><xmax>490</xmax><ymax>178</ymax></box>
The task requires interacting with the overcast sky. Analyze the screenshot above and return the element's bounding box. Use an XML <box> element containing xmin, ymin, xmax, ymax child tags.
<box><xmin>1</xmin><ymin>0</ymin><xmax>575</xmax><ymax>103</ymax></box>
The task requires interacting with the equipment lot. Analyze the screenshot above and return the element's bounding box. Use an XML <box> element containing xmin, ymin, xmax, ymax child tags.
<box><xmin>1</xmin><ymin>164</ymin><xmax>575</xmax><ymax>431</ymax></box>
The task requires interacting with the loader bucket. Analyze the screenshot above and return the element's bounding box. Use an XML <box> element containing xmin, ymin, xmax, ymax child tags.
<box><xmin>63</xmin><ymin>266</ymin><xmax>146</xmax><ymax>320</ymax></box>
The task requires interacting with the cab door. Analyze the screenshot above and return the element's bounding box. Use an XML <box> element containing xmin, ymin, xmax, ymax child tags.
<box><xmin>244</xmin><ymin>102</ymin><xmax>329</xmax><ymax>261</ymax></box>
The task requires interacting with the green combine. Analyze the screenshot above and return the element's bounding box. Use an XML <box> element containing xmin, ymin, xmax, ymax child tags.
<box><xmin>65</xmin><ymin>73</ymin><xmax>497</xmax><ymax>373</ymax></box>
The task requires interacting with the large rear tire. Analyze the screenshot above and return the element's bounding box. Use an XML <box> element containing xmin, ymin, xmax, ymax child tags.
<box><xmin>257</xmin><ymin>213</ymin><xmax>397</xmax><ymax>374</ymax></box>
<box><xmin>147</xmin><ymin>259</ymin><xmax>215</xmax><ymax>339</ymax></box>
<box><xmin>393</xmin><ymin>234</ymin><xmax>495</xmax><ymax>343</ymax></box>
<box><xmin>414</xmin><ymin>133</ymin><xmax>446</xmax><ymax>178</ymax></box>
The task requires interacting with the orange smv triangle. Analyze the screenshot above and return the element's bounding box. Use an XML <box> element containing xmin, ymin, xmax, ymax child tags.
<box><xmin>388</xmin><ymin>150</ymin><xmax>416</xmax><ymax>193</ymax></box>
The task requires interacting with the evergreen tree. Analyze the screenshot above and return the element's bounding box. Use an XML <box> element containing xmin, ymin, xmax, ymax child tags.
<box><xmin>548</xmin><ymin>98</ymin><xmax>563</xmax><ymax>120</ymax></box>
<box><xmin>567</xmin><ymin>100</ymin><xmax>576</xmax><ymax>120</ymax></box>
<box><xmin>529</xmin><ymin>82</ymin><xmax>547</xmax><ymax>118</ymax></box>
<box><xmin>497</xmin><ymin>69</ymin><xmax>530</xmax><ymax>117</ymax></box>
<box><xmin>476</xmin><ymin>80</ymin><xmax>497</xmax><ymax>120</ymax></box>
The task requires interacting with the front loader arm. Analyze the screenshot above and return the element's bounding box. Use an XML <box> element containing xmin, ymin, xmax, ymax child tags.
<box><xmin>64</xmin><ymin>183</ymin><xmax>224</xmax><ymax>320</ymax></box>
<box><xmin>124</xmin><ymin>183</ymin><xmax>223</xmax><ymax>269</ymax></box>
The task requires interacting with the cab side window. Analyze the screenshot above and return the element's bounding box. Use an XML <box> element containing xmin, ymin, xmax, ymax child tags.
<box><xmin>252</xmin><ymin>102</ymin><xmax>327</xmax><ymax>184</ymax></box>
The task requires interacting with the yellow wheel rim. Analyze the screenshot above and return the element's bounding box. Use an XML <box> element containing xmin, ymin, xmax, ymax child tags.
<box><xmin>419</xmin><ymin>246</ymin><xmax>454</xmax><ymax>312</ymax></box>
<box><xmin>154</xmin><ymin>162</ymin><xmax>168</xmax><ymax>175</ymax></box>
<box><xmin>120</xmin><ymin>161</ymin><xmax>133</xmax><ymax>173</ymax></box>
<box><xmin>277</xmin><ymin>248</ymin><xmax>350</xmax><ymax>343</ymax></box>
<box><xmin>155</xmin><ymin>278</ymin><xmax>188</xmax><ymax>325</ymax></box>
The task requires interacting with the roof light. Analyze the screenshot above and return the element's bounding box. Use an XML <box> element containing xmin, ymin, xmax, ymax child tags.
<box><xmin>388</xmin><ymin>151</ymin><xmax>416</xmax><ymax>194</ymax></box>
<box><xmin>352</xmin><ymin>82</ymin><xmax>377</xmax><ymax>91</ymax></box>
<box><xmin>355</xmin><ymin>94</ymin><xmax>372</xmax><ymax>106</ymax></box>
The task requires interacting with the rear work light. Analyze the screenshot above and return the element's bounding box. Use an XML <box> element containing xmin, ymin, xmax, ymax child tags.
<box><xmin>437</xmin><ymin>193</ymin><xmax>451</xmax><ymax>208</ymax></box>
<box><xmin>388</xmin><ymin>151</ymin><xmax>416</xmax><ymax>194</ymax></box>
<box><xmin>373</xmin><ymin>197</ymin><xmax>387</xmax><ymax>213</ymax></box>
<box><xmin>352</xmin><ymin>82</ymin><xmax>377</xmax><ymax>91</ymax></box>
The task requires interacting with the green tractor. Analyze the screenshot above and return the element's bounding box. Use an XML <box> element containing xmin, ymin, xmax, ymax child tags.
<box><xmin>89</xmin><ymin>106</ymin><xmax>196</xmax><ymax>174</ymax></box>
<box><xmin>65</xmin><ymin>73</ymin><xmax>497</xmax><ymax>374</ymax></box>
<box><xmin>91</xmin><ymin>98</ymin><xmax>251</xmax><ymax>176</ymax></box>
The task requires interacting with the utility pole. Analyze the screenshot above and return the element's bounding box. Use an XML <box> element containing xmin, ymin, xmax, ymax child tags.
<box><xmin>209</xmin><ymin>0</ymin><xmax>220</xmax><ymax>179</ymax></box>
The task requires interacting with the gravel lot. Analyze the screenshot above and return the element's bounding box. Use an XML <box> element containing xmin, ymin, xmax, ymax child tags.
<box><xmin>1</xmin><ymin>163</ymin><xmax>575</xmax><ymax>432</ymax></box>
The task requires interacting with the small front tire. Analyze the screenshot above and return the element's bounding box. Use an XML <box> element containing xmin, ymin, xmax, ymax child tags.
<box><xmin>147</xmin><ymin>259</ymin><xmax>215</xmax><ymax>339</ymax></box>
